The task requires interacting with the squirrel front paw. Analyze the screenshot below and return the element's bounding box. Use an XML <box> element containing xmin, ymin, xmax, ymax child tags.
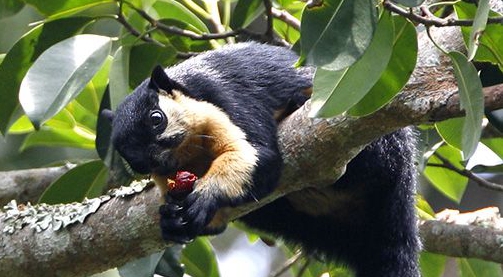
<box><xmin>159</xmin><ymin>188</ymin><xmax>220</xmax><ymax>244</ymax></box>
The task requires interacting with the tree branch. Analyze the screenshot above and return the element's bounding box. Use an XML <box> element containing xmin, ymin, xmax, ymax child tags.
<box><xmin>2</xmin><ymin>72</ymin><xmax>503</xmax><ymax>275</ymax></box>
<box><xmin>0</xmin><ymin>165</ymin><xmax>74</xmax><ymax>206</ymax></box>
<box><xmin>383</xmin><ymin>0</ymin><xmax>503</xmax><ymax>27</ymax></box>
<box><xmin>2</xmin><ymin>18</ymin><xmax>503</xmax><ymax>276</ymax></box>
<box><xmin>420</xmin><ymin>207</ymin><xmax>503</xmax><ymax>263</ymax></box>
<box><xmin>271</xmin><ymin>7</ymin><xmax>301</xmax><ymax>31</ymax></box>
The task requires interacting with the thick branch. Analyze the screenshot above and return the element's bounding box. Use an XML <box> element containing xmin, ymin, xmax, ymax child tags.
<box><xmin>0</xmin><ymin>184</ymin><xmax>166</xmax><ymax>277</ymax></box>
<box><xmin>420</xmin><ymin>208</ymin><xmax>503</xmax><ymax>262</ymax></box>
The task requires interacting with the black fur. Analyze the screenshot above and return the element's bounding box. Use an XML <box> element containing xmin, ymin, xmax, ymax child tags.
<box><xmin>110</xmin><ymin>42</ymin><xmax>419</xmax><ymax>276</ymax></box>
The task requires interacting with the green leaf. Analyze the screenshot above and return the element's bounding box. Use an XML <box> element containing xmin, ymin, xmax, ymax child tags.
<box><xmin>299</xmin><ymin>0</ymin><xmax>377</xmax><ymax>70</ymax></box>
<box><xmin>151</xmin><ymin>0</ymin><xmax>209</xmax><ymax>33</ymax></box>
<box><xmin>0</xmin><ymin>17</ymin><xmax>94</xmax><ymax>135</ymax></box>
<box><xmin>458</xmin><ymin>258</ymin><xmax>503</xmax><ymax>277</ymax></box>
<box><xmin>455</xmin><ymin>2</ymin><xmax>503</xmax><ymax>70</ymax></box>
<box><xmin>129</xmin><ymin>43</ymin><xmax>178</xmax><ymax>87</ymax></box>
<box><xmin>416</xmin><ymin>195</ymin><xmax>435</xmax><ymax>220</ymax></box>
<box><xmin>181</xmin><ymin>238</ymin><xmax>220</xmax><ymax>277</ymax></box>
<box><xmin>309</xmin><ymin>12</ymin><xmax>394</xmax><ymax>117</ymax></box>
<box><xmin>230</xmin><ymin>0</ymin><xmax>264</xmax><ymax>29</ymax></box>
<box><xmin>486</xmin><ymin>109</ymin><xmax>503</xmax><ymax>133</ymax></box>
<box><xmin>155</xmin><ymin>246</ymin><xmax>185</xmax><ymax>277</ymax></box>
<box><xmin>391</xmin><ymin>0</ymin><xmax>425</xmax><ymax>7</ymax></box>
<box><xmin>423</xmin><ymin>144</ymin><xmax>468</xmax><ymax>203</ymax></box>
<box><xmin>448</xmin><ymin>51</ymin><xmax>484</xmax><ymax>159</ymax></box>
<box><xmin>0</xmin><ymin>0</ymin><xmax>25</xmax><ymax>19</ymax></box>
<box><xmin>482</xmin><ymin>138</ymin><xmax>503</xmax><ymax>160</ymax></box>
<box><xmin>21</xmin><ymin>125</ymin><xmax>95</xmax><ymax>150</ymax></box>
<box><xmin>109</xmin><ymin>46</ymin><xmax>131</xmax><ymax>110</ymax></box>
<box><xmin>39</xmin><ymin>160</ymin><xmax>108</xmax><ymax>204</ymax></box>
<box><xmin>8</xmin><ymin>115</ymin><xmax>35</xmax><ymax>134</ymax></box>
<box><xmin>10</xmin><ymin>107</ymin><xmax>79</xmax><ymax>134</ymax></box>
<box><xmin>66</xmin><ymin>101</ymin><xmax>97</xmax><ymax>132</ymax></box>
<box><xmin>119</xmin><ymin>251</ymin><xmax>165</xmax><ymax>277</ymax></box>
<box><xmin>466</xmin><ymin>0</ymin><xmax>490</xmax><ymax>61</ymax></box>
<box><xmin>24</xmin><ymin>0</ymin><xmax>113</xmax><ymax>17</ymax></box>
<box><xmin>435</xmin><ymin>117</ymin><xmax>464</xmax><ymax>151</ymax></box>
<box><xmin>19</xmin><ymin>34</ymin><xmax>112</xmax><ymax>129</ymax></box>
<box><xmin>155</xmin><ymin>19</ymin><xmax>213</xmax><ymax>52</ymax></box>
<box><xmin>349</xmin><ymin>15</ymin><xmax>417</xmax><ymax>116</ymax></box>
<box><xmin>76</xmin><ymin>56</ymin><xmax>112</xmax><ymax>115</ymax></box>
<box><xmin>471</xmin><ymin>163</ymin><xmax>503</xmax><ymax>174</ymax></box>
<box><xmin>419</xmin><ymin>252</ymin><xmax>446</xmax><ymax>277</ymax></box>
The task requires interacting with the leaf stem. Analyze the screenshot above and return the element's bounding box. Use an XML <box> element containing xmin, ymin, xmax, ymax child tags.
<box><xmin>429</xmin><ymin>152</ymin><xmax>503</xmax><ymax>192</ymax></box>
<box><xmin>382</xmin><ymin>0</ymin><xmax>503</xmax><ymax>27</ymax></box>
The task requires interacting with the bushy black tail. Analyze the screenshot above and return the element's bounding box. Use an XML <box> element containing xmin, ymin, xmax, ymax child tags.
<box><xmin>241</xmin><ymin>128</ymin><xmax>419</xmax><ymax>277</ymax></box>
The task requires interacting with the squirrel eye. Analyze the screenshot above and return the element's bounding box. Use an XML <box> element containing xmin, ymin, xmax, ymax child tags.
<box><xmin>150</xmin><ymin>110</ymin><xmax>166</xmax><ymax>129</ymax></box>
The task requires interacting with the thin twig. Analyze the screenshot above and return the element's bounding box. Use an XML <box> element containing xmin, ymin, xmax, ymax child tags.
<box><xmin>383</xmin><ymin>0</ymin><xmax>503</xmax><ymax>27</ymax></box>
<box><xmin>129</xmin><ymin>2</ymin><xmax>289</xmax><ymax>46</ymax></box>
<box><xmin>296</xmin><ymin>257</ymin><xmax>311</xmax><ymax>277</ymax></box>
<box><xmin>271</xmin><ymin>250</ymin><xmax>303</xmax><ymax>277</ymax></box>
<box><xmin>428</xmin><ymin>152</ymin><xmax>503</xmax><ymax>192</ymax></box>
<box><xmin>115</xmin><ymin>2</ymin><xmax>164</xmax><ymax>47</ymax></box>
<box><xmin>271</xmin><ymin>7</ymin><xmax>301</xmax><ymax>31</ymax></box>
<box><xmin>263</xmin><ymin>0</ymin><xmax>275</xmax><ymax>41</ymax></box>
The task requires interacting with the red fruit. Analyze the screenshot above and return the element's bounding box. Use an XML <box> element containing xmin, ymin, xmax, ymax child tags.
<box><xmin>167</xmin><ymin>171</ymin><xmax>197</xmax><ymax>199</ymax></box>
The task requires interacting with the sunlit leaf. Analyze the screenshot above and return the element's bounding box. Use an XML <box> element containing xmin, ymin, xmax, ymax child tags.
<box><xmin>416</xmin><ymin>195</ymin><xmax>435</xmax><ymax>220</ymax></box>
<box><xmin>458</xmin><ymin>258</ymin><xmax>503</xmax><ymax>277</ymax></box>
<box><xmin>299</xmin><ymin>0</ymin><xmax>377</xmax><ymax>70</ymax></box>
<box><xmin>448</xmin><ymin>51</ymin><xmax>484</xmax><ymax>159</ymax></box>
<box><xmin>21</xmin><ymin>125</ymin><xmax>95</xmax><ymax>151</ymax></box>
<box><xmin>0</xmin><ymin>17</ymin><xmax>94</xmax><ymax>135</ymax></box>
<box><xmin>423</xmin><ymin>144</ymin><xmax>468</xmax><ymax>203</ymax></box>
<box><xmin>482</xmin><ymin>137</ymin><xmax>503</xmax><ymax>160</ymax></box>
<box><xmin>151</xmin><ymin>0</ymin><xmax>209</xmax><ymax>33</ymax></box>
<box><xmin>19</xmin><ymin>34</ymin><xmax>112</xmax><ymax>128</ymax></box>
<box><xmin>24</xmin><ymin>0</ymin><xmax>113</xmax><ymax>17</ymax></box>
<box><xmin>349</xmin><ymin>15</ymin><xmax>417</xmax><ymax>116</ymax></box>
<box><xmin>419</xmin><ymin>252</ymin><xmax>446</xmax><ymax>277</ymax></box>
<box><xmin>435</xmin><ymin>117</ymin><xmax>463</xmax><ymax>151</ymax></box>
<box><xmin>310</xmin><ymin>12</ymin><xmax>394</xmax><ymax>117</ymax></box>
<box><xmin>181</xmin><ymin>238</ymin><xmax>220</xmax><ymax>277</ymax></box>
<box><xmin>39</xmin><ymin>160</ymin><xmax>108</xmax><ymax>204</ymax></box>
<box><xmin>455</xmin><ymin>2</ymin><xmax>503</xmax><ymax>70</ymax></box>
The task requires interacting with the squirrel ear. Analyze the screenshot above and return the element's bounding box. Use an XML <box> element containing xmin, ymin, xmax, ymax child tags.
<box><xmin>149</xmin><ymin>65</ymin><xmax>175</xmax><ymax>94</ymax></box>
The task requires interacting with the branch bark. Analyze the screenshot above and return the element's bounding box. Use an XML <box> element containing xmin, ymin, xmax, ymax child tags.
<box><xmin>420</xmin><ymin>208</ymin><xmax>503</xmax><ymax>262</ymax></box>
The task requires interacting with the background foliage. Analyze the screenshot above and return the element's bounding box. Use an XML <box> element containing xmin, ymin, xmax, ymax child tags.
<box><xmin>1</xmin><ymin>0</ymin><xmax>503</xmax><ymax>276</ymax></box>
